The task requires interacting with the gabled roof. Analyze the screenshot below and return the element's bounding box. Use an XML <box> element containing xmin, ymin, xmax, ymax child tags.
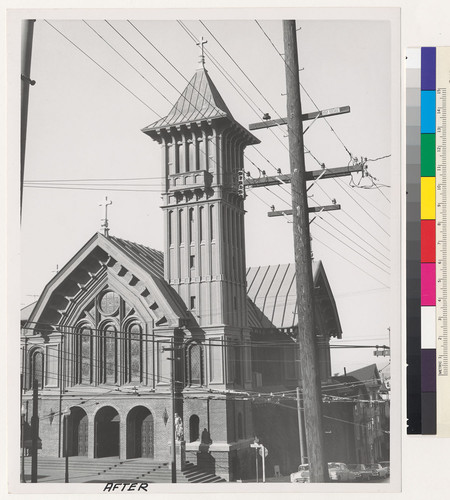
<box><xmin>21</xmin><ymin>235</ymin><xmax>341</xmax><ymax>340</ymax></box>
<box><xmin>109</xmin><ymin>236</ymin><xmax>164</xmax><ymax>279</ymax></box>
<box><xmin>246</xmin><ymin>262</ymin><xmax>342</xmax><ymax>337</ymax></box>
<box><xmin>346</xmin><ymin>364</ymin><xmax>381</xmax><ymax>386</ymax></box>
<box><xmin>24</xmin><ymin>233</ymin><xmax>189</xmax><ymax>330</ymax></box>
<box><xmin>21</xmin><ymin>301</ymin><xmax>37</xmax><ymax>322</ymax></box>
<box><xmin>143</xmin><ymin>68</ymin><xmax>232</xmax><ymax>131</ymax></box>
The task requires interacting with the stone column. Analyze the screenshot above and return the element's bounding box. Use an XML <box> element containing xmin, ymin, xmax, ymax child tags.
<box><xmin>176</xmin><ymin>440</ymin><xmax>186</xmax><ymax>471</ymax></box>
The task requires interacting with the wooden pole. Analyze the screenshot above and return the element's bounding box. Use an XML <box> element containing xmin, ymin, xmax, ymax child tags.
<box><xmin>296</xmin><ymin>387</ymin><xmax>306</xmax><ymax>465</ymax></box>
<box><xmin>30</xmin><ymin>379</ymin><xmax>39</xmax><ymax>483</ymax></box>
<box><xmin>20</xmin><ymin>20</ymin><xmax>36</xmax><ymax>220</ymax></box>
<box><xmin>283</xmin><ymin>19</ymin><xmax>327</xmax><ymax>482</ymax></box>
<box><xmin>170</xmin><ymin>340</ymin><xmax>177</xmax><ymax>483</ymax></box>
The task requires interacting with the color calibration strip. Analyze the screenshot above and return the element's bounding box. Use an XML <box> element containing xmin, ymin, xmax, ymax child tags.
<box><xmin>420</xmin><ymin>47</ymin><xmax>437</xmax><ymax>434</ymax></box>
<box><xmin>406</xmin><ymin>48</ymin><xmax>422</xmax><ymax>434</ymax></box>
<box><xmin>407</xmin><ymin>48</ymin><xmax>449</xmax><ymax>435</ymax></box>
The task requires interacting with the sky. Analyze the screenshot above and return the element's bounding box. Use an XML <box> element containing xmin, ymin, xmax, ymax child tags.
<box><xmin>19</xmin><ymin>15</ymin><xmax>397</xmax><ymax>376</ymax></box>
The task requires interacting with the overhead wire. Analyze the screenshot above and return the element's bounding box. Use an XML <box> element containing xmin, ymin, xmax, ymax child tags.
<box><xmin>177</xmin><ymin>20</ymin><xmax>291</xmax><ymax>154</ymax></box>
<box><xmin>82</xmin><ymin>20</ymin><xmax>173</xmax><ymax>106</ymax></box>
<box><xmin>307</xmin><ymin>194</ymin><xmax>390</xmax><ymax>269</ymax></box>
<box><xmin>254</xmin><ymin>20</ymin><xmax>354</xmax><ymax>159</ymax></box>
<box><xmin>44</xmin><ymin>20</ymin><xmax>161</xmax><ymax>116</ymax></box>
<box><xmin>312</xmin><ymin>234</ymin><xmax>389</xmax><ymax>288</ymax></box>
<box><xmin>254</xmin><ymin>18</ymin><xmax>392</xmax><ymax>218</ymax></box>
<box><xmin>21</xmin><ymin>320</ymin><xmax>389</xmax><ymax>351</ymax></box>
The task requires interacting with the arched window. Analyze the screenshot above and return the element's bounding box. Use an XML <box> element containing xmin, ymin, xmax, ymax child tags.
<box><xmin>189</xmin><ymin>208</ymin><xmax>194</xmax><ymax>244</ymax></box>
<box><xmin>199</xmin><ymin>206</ymin><xmax>204</xmax><ymax>242</ymax></box>
<box><xmin>209</xmin><ymin>205</ymin><xmax>214</xmax><ymax>240</ymax></box>
<box><xmin>101</xmin><ymin>324</ymin><xmax>117</xmax><ymax>384</ymax></box>
<box><xmin>179</xmin><ymin>209</ymin><xmax>184</xmax><ymax>244</ymax></box>
<box><xmin>186</xmin><ymin>343</ymin><xmax>203</xmax><ymax>386</ymax></box>
<box><xmin>29</xmin><ymin>348</ymin><xmax>44</xmax><ymax>389</ymax></box>
<box><xmin>168</xmin><ymin>210</ymin><xmax>173</xmax><ymax>246</ymax></box>
<box><xmin>189</xmin><ymin>415</ymin><xmax>200</xmax><ymax>442</ymax></box>
<box><xmin>74</xmin><ymin>324</ymin><xmax>92</xmax><ymax>385</ymax></box>
<box><xmin>128</xmin><ymin>323</ymin><xmax>142</xmax><ymax>383</ymax></box>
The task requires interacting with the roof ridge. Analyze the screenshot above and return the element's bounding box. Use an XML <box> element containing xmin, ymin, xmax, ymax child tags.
<box><xmin>109</xmin><ymin>235</ymin><xmax>163</xmax><ymax>256</ymax></box>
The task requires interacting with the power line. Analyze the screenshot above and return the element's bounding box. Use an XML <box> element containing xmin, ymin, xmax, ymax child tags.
<box><xmin>24</xmin><ymin>185</ymin><xmax>162</xmax><ymax>193</ymax></box>
<box><xmin>307</xmin><ymin>185</ymin><xmax>390</xmax><ymax>263</ymax></box>
<box><xmin>44</xmin><ymin>20</ymin><xmax>161</xmax><ymax>116</ymax></box>
<box><xmin>252</xmin><ymin>171</ymin><xmax>391</xmax><ymax>273</ymax></box>
<box><xmin>253</xmin><ymin>20</ymin><xmax>354</xmax><ymax>159</ymax></box>
<box><xmin>312</xmin><ymin>235</ymin><xmax>389</xmax><ymax>288</ymax></box>
<box><xmin>82</xmin><ymin>20</ymin><xmax>173</xmax><ymax>106</ymax></box>
<box><xmin>25</xmin><ymin>176</ymin><xmax>165</xmax><ymax>183</ymax></box>
<box><xmin>335</xmin><ymin>177</ymin><xmax>390</xmax><ymax>226</ymax></box>
<box><xmin>22</xmin><ymin>320</ymin><xmax>388</xmax><ymax>350</ymax></box>
<box><xmin>199</xmin><ymin>20</ymin><xmax>286</xmax><ymax>126</ymax></box>
<box><xmin>177</xmin><ymin>21</ymin><xmax>291</xmax><ymax>155</ymax></box>
<box><xmin>313</xmin><ymin>219</ymin><xmax>389</xmax><ymax>275</ymax></box>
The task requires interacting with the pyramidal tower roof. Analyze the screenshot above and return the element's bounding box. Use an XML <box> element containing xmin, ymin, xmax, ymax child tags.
<box><xmin>143</xmin><ymin>68</ymin><xmax>233</xmax><ymax>131</ymax></box>
<box><xmin>142</xmin><ymin>66</ymin><xmax>259</xmax><ymax>145</ymax></box>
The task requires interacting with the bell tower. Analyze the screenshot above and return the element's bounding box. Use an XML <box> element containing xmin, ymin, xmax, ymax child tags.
<box><xmin>142</xmin><ymin>60</ymin><xmax>260</xmax><ymax>334</ymax></box>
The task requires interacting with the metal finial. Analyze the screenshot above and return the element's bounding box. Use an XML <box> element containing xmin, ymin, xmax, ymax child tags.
<box><xmin>99</xmin><ymin>196</ymin><xmax>112</xmax><ymax>237</ymax></box>
<box><xmin>196</xmin><ymin>36</ymin><xmax>208</xmax><ymax>68</ymax></box>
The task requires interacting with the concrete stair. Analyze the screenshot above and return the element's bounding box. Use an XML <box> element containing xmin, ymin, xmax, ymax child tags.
<box><xmin>23</xmin><ymin>457</ymin><xmax>226</xmax><ymax>483</ymax></box>
<box><xmin>23</xmin><ymin>456</ymin><xmax>122</xmax><ymax>483</ymax></box>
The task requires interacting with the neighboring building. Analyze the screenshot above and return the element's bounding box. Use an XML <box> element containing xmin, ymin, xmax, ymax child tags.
<box><xmin>346</xmin><ymin>364</ymin><xmax>390</xmax><ymax>463</ymax></box>
<box><xmin>21</xmin><ymin>58</ymin><xmax>348</xmax><ymax>481</ymax></box>
<box><xmin>321</xmin><ymin>364</ymin><xmax>390</xmax><ymax>466</ymax></box>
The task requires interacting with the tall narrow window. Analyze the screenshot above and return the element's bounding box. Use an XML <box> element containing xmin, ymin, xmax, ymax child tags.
<box><xmin>176</xmin><ymin>141</ymin><xmax>182</xmax><ymax>173</ymax></box>
<box><xmin>168</xmin><ymin>210</ymin><xmax>173</xmax><ymax>245</ymax></box>
<box><xmin>210</xmin><ymin>205</ymin><xmax>214</xmax><ymax>241</ymax></box>
<box><xmin>129</xmin><ymin>323</ymin><xmax>142</xmax><ymax>383</ymax></box>
<box><xmin>167</xmin><ymin>143</ymin><xmax>174</xmax><ymax>173</ymax></box>
<box><xmin>187</xmin><ymin>343</ymin><xmax>203</xmax><ymax>386</ymax></box>
<box><xmin>80</xmin><ymin>326</ymin><xmax>92</xmax><ymax>384</ymax></box>
<box><xmin>199</xmin><ymin>206</ymin><xmax>204</xmax><ymax>241</ymax></box>
<box><xmin>30</xmin><ymin>348</ymin><xmax>44</xmax><ymax>389</ymax></box>
<box><xmin>103</xmin><ymin>324</ymin><xmax>117</xmax><ymax>384</ymax></box>
<box><xmin>189</xmin><ymin>208</ymin><xmax>194</xmax><ymax>244</ymax></box>
<box><xmin>179</xmin><ymin>209</ymin><xmax>184</xmax><ymax>244</ymax></box>
<box><xmin>190</xmin><ymin>296</ymin><xmax>196</xmax><ymax>310</ymax></box>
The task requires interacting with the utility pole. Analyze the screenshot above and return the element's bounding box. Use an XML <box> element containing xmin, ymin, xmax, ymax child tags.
<box><xmin>162</xmin><ymin>339</ymin><xmax>178</xmax><ymax>483</ymax></box>
<box><xmin>296</xmin><ymin>387</ymin><xmax>306</xmax><ymax>465</ymax></box>
<box><xmin>21</xmin><ymin>20</ymin><xmax>36</xmax><ymax>221</ymax></box>
<box><xmin>283</xmin><ymin>19</ymin><xmax>327</xmax><ymax>482</ymax></box>
<box><xmin>30</xmin><ymin>379</ymin><xmax>39</xmax><ymax>483</ymax></box>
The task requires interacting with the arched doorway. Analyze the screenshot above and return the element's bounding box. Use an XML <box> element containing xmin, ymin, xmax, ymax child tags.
<box><xmin>126</xmin><ymin>406</ymin><xmax>154</xmax><ymax>459</ymax></box>
<box><xmin>68</xmin><ymin>407</ymin><xmax>88</xmax><ymax>456</ymax></box>
<box><xmin>95</xmin><ymin>406</ymin><xmax>120</xmax><ymax>458</ymax></box>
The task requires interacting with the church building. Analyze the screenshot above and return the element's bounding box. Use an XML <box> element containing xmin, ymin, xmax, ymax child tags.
<box><xmin>21</xmin><ymin>53</ymin><xmax>342</xmax><ymax>481</ymax></box>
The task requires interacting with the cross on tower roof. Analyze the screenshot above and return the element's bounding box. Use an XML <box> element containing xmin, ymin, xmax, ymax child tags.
<box><xmin>196</xmin><ymin>36</ymin><xmax>207</xmax><ymax>68</ymax></box>
<box><xmin>99</xmin><ymin>196</ymin><xmax>112</xmax><ymax>237</ymax></box>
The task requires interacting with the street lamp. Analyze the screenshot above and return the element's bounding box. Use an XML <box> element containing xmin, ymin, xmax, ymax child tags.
<box><xmin>21</xmin><ymin>404</ymin><xmax>26</xmax><ymax>483</ymax></box>
<box><xmin>62</xmin><ymin>407</ymin><xmax>71</xmax><ymax>483</ymax></box>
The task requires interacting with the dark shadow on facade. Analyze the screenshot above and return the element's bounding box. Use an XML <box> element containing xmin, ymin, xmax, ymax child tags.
<box><xmin>95</xmin><ymin>406</ymin><xmax>120</xmax><ymax>458</ymax></box>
